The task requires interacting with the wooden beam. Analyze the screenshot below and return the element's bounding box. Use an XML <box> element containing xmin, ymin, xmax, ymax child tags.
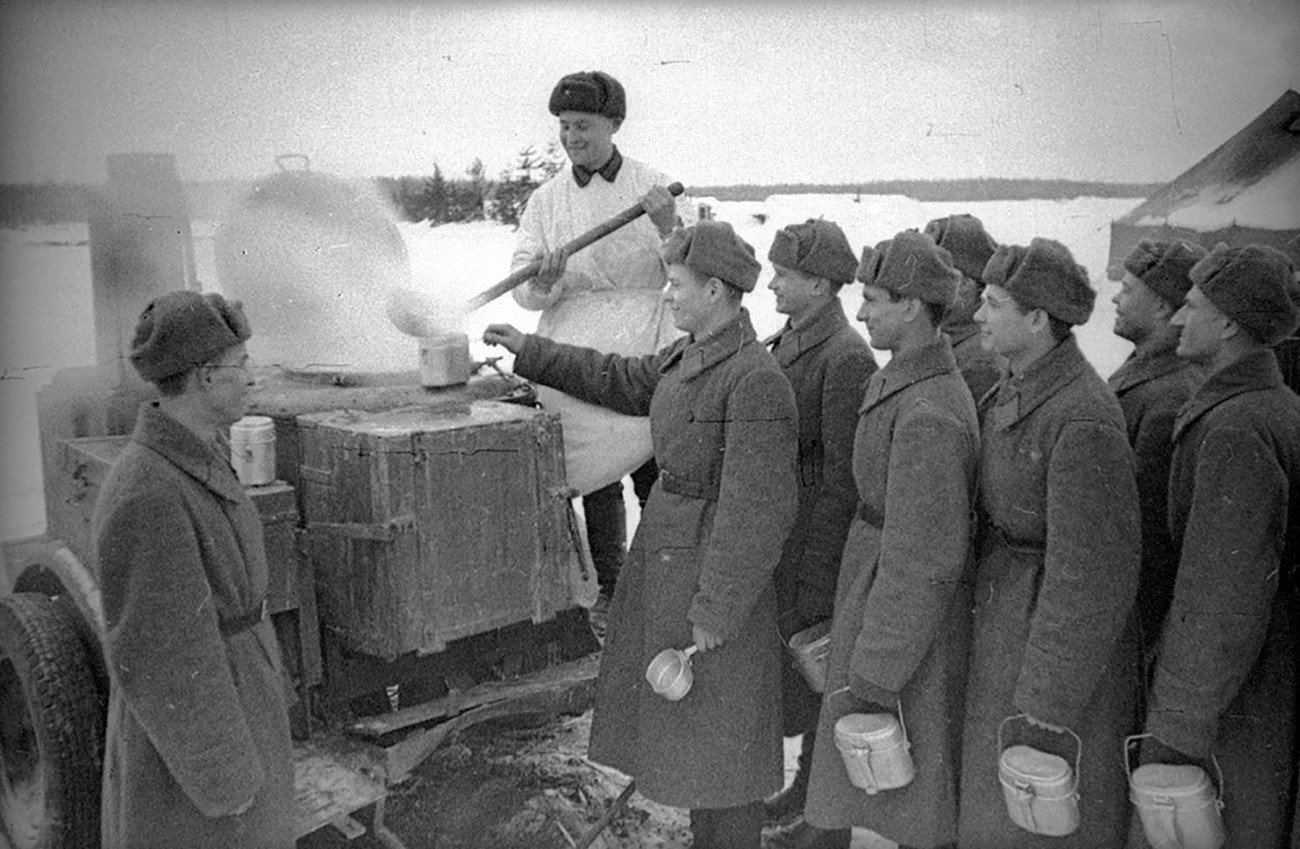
<box><xmin>348</xmin><ymin>653</ymin><xmax>600</xmax><ymax>739</ymax></box>
<box><xmin>382</xmin><ymin>672</ymin><xmax>596</xmax><ymax>784</ymax></box>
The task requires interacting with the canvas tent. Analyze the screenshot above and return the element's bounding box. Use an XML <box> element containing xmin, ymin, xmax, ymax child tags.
<box><xmin>1108</xmin><ymin>89</ymin><xmax>1300</xmax><ymax>391</ymax></box>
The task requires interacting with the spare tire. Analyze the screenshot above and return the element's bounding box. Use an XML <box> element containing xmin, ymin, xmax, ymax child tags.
<box><xmin>0</xmin><ymin>593</ymin><xmax>105</xmax><ymax>849</ymax></box>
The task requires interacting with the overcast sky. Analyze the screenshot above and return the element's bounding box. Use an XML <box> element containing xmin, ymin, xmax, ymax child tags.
<box><xmin>2</xmin><ymin>0</ymin><xmax>1298</xmax><ymax>187</ymax></box>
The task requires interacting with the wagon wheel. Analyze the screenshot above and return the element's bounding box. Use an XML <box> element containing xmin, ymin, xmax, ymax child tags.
<box><xmin>0</xmin><ymin>593</ymin><xmax>105</xmax><ymax>849</ymax></box>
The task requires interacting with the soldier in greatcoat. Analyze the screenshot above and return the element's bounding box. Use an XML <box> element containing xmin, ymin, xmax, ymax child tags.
<box><xmin>958</xmin><ymin>238</ymin><xmax>1143</xmax><ymax>848</ymax></box>
<box><xmin>788</xmin><ymin>230</ymin><xmax>979</xmax><ymax>849</ymax></box>
<box><xmin>761</xmin><ymin>218</ymin><xmax>878</xmax><ymax>827</ymax></box>
<box><xmin>1137</xmin><ymin>244</ymin><xmax>1300</xmax><ymax>848</ymax></box>
<box><xmin>1107</xmin><ymin>239</ymin><xmax>1207</xmax><ymax>662</ymax></box>
<box><xmin>93</xmin><ymin>290</ymin><xmax>295</xmax><ymax>848</ymax></box>
<box><xmin>924</xmin><ymin>214</ymin><xmax>1003</xmax><ymax>403</ymax></box>
<box><xmin>485</xmin><ymin>220</ymin><xmax>798</xmax><ymax>848</ymax></box>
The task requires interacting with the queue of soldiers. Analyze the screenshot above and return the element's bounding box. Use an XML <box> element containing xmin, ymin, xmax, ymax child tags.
<box><xmin>482</xmin><ymin>70</ymin><xmax>1300</xmax><ymax>849</ymax></box>
<box><xmin>91</xmin><ymin>68</ymin><xmax>1297</xmax><ymax>848</ymax></box>
<box><xmin>486</xmin><ymin>209</ymin><xmax>1300</xmax><ymax>849</ymax></box>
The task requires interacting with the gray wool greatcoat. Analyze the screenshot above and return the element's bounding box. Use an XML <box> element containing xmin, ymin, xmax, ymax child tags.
<box><xmin>1106</xmin><ymin>342</ymin><xmax>1201</xmax><ymax>658</ymax></box>
<box><xmin>512</xmin><ymin>308</ymin><xmax>798</xmax><ymax>809</ymax></box>
<box><xmin>802</xmin><ymin>338</ymin><xmax>979</xmax><ymax>848</ymax></box>
<box><xmin>1143</xmin><ymin>349</ymin><xmax>1299</xmax><ymax>849</ymax></box>
<box><xmin>947</xmin><ymin>320</ymin><xmax>1004</xmax><ymax>405</ymax></box>
<box><xmin>958</xmin><ymin>336</ymin><xmax>1143</xmax><ymax>849</ymax></box>
<box><xmin>766</xmin><ymin>299</ymin><xmax>877</xmax><ymax>734</ymax></box>
<box><xmin>93</xmin><ymin>403</ymin><xmax>295</xmax><ymax>849</ymax></box>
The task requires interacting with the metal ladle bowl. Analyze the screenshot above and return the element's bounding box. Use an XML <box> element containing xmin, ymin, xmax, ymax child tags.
<box><xmin>645</xmin><ymin>644</ymin><xmax>699</xmax><ymax>701</ymax></box>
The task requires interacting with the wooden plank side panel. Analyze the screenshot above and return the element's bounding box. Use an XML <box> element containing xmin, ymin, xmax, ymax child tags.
<box><xmin>370</xmin><ymin>430</ymin><xmax>422</xmax><ymax>657</ymax></box>
<box><xmin>529</xmin><ymin>411</ymin><xmax>579</xmax><ymax>618</ymax></box>
<box><xmin>300</xmin><ymin>402</ymin><xmax>585</xmax><ymax>658</ymax></box>
<box><xmin>413</xmin><ymin>417</ymin><xmax>540</xmax><ymax>651</ymax></box>
<box><xmin>298</xmin><ymin>419</ymin><xmax>354</xmax><ymax>650</ymax></box>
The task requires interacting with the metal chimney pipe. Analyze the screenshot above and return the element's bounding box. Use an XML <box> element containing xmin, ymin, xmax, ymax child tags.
<box><xmin>86</xmin><ymin>153</ymin><xmax>197</xmax><ymax>379</ymax></box>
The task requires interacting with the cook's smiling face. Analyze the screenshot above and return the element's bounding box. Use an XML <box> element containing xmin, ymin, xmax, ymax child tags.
<box><xmin>557</xmin><ymin>111</ymin><xmax>618</xmax><ymax>171</ymax></box>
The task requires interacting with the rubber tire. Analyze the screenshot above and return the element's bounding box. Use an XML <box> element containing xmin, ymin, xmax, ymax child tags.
<box><xmin>0</xmin><ymin>593</ymin><xmax>104</xmax><ymax>849</ymax></box>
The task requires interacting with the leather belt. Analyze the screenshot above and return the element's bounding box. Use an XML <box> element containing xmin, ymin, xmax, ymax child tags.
<box><xmin>658</xmin><ymin>469</ymin><xmax>718</xmax><ymax>502</ymax></box>
<box><xmin>220</xmin><ymin>598</ymin><xmax>268</xmax><ymax>638</ymax></box>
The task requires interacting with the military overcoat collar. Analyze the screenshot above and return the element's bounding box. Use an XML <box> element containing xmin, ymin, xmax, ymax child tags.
<box><xmin>988</xmin><ymin>335</ymin><xmax>1089</xmax><ymax>431</ymax></box>
<box><xmin>765</xmin><ymin>299</ymin><xmax>851</xmax><ymax>368</ymax></box>
<box><xmin>1171</xmin><ymin>348</ymin><xmax>1287</xmax><ymax>444</ymax></box>
<box><xmin>131</xmin><ymin>401</ymin><xmax>246</xmax><ymax>504</ymax></box>
<box><xmin>859</xmin><ymin>336</ymin><xmax>958</xmax><ymax>415</ymax></box>
<box><xmin>660</xmin><ymin>308</ymin><xmax>757</xmax><ymax>381</ymax></box>
<box><xmin>1106</xmin><ymin>339</ymin><xmax>1191</xmax><ymax>395</ymax></box>
<box><xmin>944</xmin><ymin>320</ymin><xmax>980</xmax><ymax>348</ymax></box>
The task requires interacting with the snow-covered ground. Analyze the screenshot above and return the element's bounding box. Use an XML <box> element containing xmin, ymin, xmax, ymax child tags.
<box><xmin>0</xmin><ymin>195</ymin><xmax>1141</xmax><ymax>541</ymax></box>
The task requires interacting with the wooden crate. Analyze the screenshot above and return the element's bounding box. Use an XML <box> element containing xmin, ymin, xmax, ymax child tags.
<box><xmin>296</xmin><ymin>400</ymin><xmax>578</xmax><ymax>660</ymax></box>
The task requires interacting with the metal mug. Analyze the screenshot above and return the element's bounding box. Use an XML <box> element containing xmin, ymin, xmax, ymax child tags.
<box><xmin>645</xmin><ymin>644</ymin><xmax>699</xmax><ymax>701</ymax></box>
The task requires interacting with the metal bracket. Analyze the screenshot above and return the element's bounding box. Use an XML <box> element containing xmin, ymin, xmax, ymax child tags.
<box><xmin>305</xmin><ymin>517</ymin><xmax>416</xmax><ymax>543</ymax></box>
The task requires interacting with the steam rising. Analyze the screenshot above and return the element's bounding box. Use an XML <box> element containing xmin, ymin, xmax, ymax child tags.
<box><xmin>215</xmin><ymin>168</ymin><xmax>442</xmax><ymax>370</ymax></box>
<box><xmin>385</xmin><ymin>285</ymin><xmax>467</xmax><ymax>339</ymax></box>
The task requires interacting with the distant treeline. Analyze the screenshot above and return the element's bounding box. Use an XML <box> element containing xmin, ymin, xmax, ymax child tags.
<box><xmin>692</xmin><ymin>178</ymin><xmax>1162</xmax><ymax>202</ymax></box>
<box><xmin>0</xmin><ymin>168</ymin><xmax>1159</xmax><ymax>228</ymax></box>
<box><xmin>0</xmin><ymin>146</ymin><xmax>565</xmax><ymax>229</ymax></box>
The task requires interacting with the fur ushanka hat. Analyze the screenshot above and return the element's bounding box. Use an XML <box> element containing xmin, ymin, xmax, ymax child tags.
<box><xmin>1190</xmin><ymin>243</ymin><xmax>1300</xmax><ymax>346</ymax></box>
<box><xmin>1122</xmin><ymin>239</ymin><xmax>1209</xmax><ymax>308</ymax></box>
<box><xmin>767</xmin><ymin>219</ymin><xmax>859</xmax><ymax>286</ymax></box>
<box><xmin>855</xmin><ymin>229</ymin><xmax>962</xmax><ymax>306</ymax></box>
<box><xmin>548</xmin><ymin>71</ymin><xmax>626</xmax><ymax>122</ymax></box>
<box><xmin>923</xmin><ymin>214</ymin><xmax>998</xmax><ymax>283</ymax></box>
<box><xmin>130</xmin><ymin>290</ymin><xmax>252</xmax><ymax>382</ymax></box>
<box><xmin>982</xmin><ymin>238</ymin><xmax>1095</xmax><ymax>326</ymax></box>
<box><xmin>662</xmin><ymin>221</ymin><xmax>762</xmax><ymax>292</ymax></box>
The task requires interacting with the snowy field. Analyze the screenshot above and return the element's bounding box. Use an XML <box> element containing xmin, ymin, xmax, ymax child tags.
<box><xmin>0</xmin><ymin>194</ymin><xmax>1141</xmax><ymax>542</ymax></box>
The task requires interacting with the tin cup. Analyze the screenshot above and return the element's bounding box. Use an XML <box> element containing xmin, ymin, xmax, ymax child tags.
<box><xmin>997</xmin><ymin>715</ymin><xmax>1081</xmax><ymax>837</ymax></box>
<box><xmin>645</xmin><ymin>644</ymin><xmax>699</xmax><ymax>701</ymax></box>
<box><xmin>418</xmin><ymin>332</ymin><xmax>472</xmax><ymax>387</ymax></box>
<box><xmin>786</xmin><ymin>619</ymin><xmax>832</xmax><ymax>693</ymax></box>
<box><xmin>1126</xmin><ymin>734</ymin><xmax>1226</xmax><ymax>849</ymax></box>
<box><xmin>833</xmin><ymin>706</ymin><xmax>915</xmax><ymax>795</ymax></box>
<box><xmin>230</xmin><ymin>415</ymin><xmax>276</xmax><ymax>486</ymax></box>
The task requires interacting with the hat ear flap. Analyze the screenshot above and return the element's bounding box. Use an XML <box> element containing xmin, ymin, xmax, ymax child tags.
<box><xmin>204</xmin><ymin>293</ymin><xmax>253</xmax><ymax>343</ymax></box>
<box><xmin>855</xmin><ymin>246</ymin><xmax>882</xmax><ymax>285</ymax></box>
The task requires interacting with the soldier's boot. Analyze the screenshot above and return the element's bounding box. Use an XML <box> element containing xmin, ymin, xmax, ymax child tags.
<box><xmin>766</xmin><ymin>820</ymin><xmax>852</xmax><ymax>849</ymax></box>
<box><xmin>582</xmin><ymin>480</ymin><xmax>626</xmax><ymax>639</ymax></box>
<box><xmin>764</xmin><ymin>729</ymin><xmax>816</xmax><ymax>826</ymax></box>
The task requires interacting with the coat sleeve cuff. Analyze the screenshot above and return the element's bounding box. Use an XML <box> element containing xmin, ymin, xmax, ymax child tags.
<box><xmin>847</xmin><ymin>671</ymin><xmax>899</xmax><ymax>708</ymax></box>
<box><xmin>687</xmin><ymin>594</ymin><xmax>737</xmax><ymax>642</ymax></box>
<box><xmin>1013</xmin><ymin>643</ymin><xmax>1088</xmax><ymax>730</ymax></box>
<box><xmin>1144</xmin><ymin>703</ymin><xmax>1219</xmax><ymax>760</ymax></box>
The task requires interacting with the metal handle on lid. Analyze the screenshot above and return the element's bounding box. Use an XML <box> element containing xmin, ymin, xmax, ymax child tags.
<box><xmin>998</xmin><ymin>713</ymin><xmax>1083</xmax><ymax>793</ymax></box>
<box><xmin>1124</xmin><ymin>733</ymin><xmax>1225</xmax><ymax>802</ymax></box>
